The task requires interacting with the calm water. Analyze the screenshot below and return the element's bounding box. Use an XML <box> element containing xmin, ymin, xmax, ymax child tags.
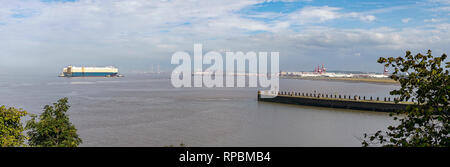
<box><xmin>0</xmin><ymin>73</ymin><xmax>399</xmax><ymax>146</ymax></box>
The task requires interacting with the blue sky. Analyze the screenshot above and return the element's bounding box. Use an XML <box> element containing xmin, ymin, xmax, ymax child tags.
<box><xmin>0</xmin><ymin>0</ymin><xmax>449</xmax><ymax>74</ymax></box>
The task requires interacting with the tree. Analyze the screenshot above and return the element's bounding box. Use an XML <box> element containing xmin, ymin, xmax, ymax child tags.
<box><xmin>363</xmin><ymin>50</ymin><xmax>449</xmax><ymax>147</ymax></box>
<box><xmin>26</xmin><ymin>97</ymin><xmax>82</xmax><ymax>147</ymax></box>
<box><xmin>0</xmin><ymin>106</ymin><xmax>27</xmax><ymax>147</ymax></box>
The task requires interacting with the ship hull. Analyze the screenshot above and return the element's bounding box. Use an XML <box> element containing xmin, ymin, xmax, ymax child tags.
<box><xmin>63</xmin><ymin>72</ymin><xmax>118</xmax><ymax>77</ymax></box>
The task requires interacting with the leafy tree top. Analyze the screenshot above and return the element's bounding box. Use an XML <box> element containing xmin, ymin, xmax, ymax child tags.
<box><xmin>363</xmin><ymin>50</ymin><xmax>449</xmax><ymax>147</ymax></box>
<box><xmin>26</xmin><ymin>97</ymin><xmax>82</xmax><ymax>147</ymax></box>
<box><xmin>0</xmin><ymin>106</ymin><xmax>27</xmax><ymax>147</ymax></box>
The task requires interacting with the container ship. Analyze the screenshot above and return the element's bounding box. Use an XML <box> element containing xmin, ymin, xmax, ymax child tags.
<box><xmin>59</xmin><ymin>66</ymin><xmax>122</xmax><ymax>77</ymax></box>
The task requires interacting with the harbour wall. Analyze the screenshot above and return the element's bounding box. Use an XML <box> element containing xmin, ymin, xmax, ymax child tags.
<box><xmin>257</xmin><ymin>91</ymin><xmax>411</xmax><ymax>112</ymax></box>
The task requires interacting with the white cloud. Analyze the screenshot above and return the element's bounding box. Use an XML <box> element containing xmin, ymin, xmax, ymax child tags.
<box><xmin>429</xmin><ymin>0</ymin><xmax>450</xmax><ymax>12</ymax></box>
<box><xmin>428</xmin><ymin>0</ymin><xmax>450</xmax><ymax>4</ymax></box>
<box><xmin>346</xmin><ymin>12</ymin><xmax>376</xmax><ymax>22</ymax></box>
<box><xmin>424</xmin><ymin>18</ymin><xmax>442</xmax><ymax>22</ymax></box>
<box><xmin>432</xmin><ymin>6</ymin><xmax>450</xmax><ymax>12</ymax></box>
<box><xmin>289</xmin><ymin>6</ymin><xmax>342</xmax><ymax>24</ymax></box>
<box><xmin>402</xmin><ymin>18</ymin><xmax>412</xmax><ymax>23</ymax></box>
<box><xmin>358</xmin><ymin>15</ymin><xmax>376</xmax><ymax>22</ymax></box>
<box><xmin>288</xmin><ymin>6</ymin><xmax>376</xmax><ymax>24</ymax></box>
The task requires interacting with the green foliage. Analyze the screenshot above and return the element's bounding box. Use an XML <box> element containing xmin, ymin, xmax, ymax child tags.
<box><xmin>0</xmin><ymin>106</ymin><xmax>27</xmax><ymax>147</ymax></box>
<box><xmin>26</xmin><ymin>97</ymin><xmax>82</xmax><ymax>147</ymax></box>
<box><xmin>363</xmin><ymin>50</ymin><xmax>449</xmax><ymax>147</ymax></box>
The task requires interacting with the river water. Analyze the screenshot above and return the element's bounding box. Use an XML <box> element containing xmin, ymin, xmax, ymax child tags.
<box><xmin>0</xmin><ymin>73</ymin><xmax>399</xmax><ymax>146</ymax></box>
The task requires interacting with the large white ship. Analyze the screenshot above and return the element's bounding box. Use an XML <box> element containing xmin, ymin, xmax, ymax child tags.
<box><xmin>59</xmin><ymin>66</ymin><xmax>122</xmax><ymax>77</ymax></box>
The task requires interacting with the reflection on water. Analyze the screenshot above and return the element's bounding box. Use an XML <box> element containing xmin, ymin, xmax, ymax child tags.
<box><xmin>0</xmin><ymin>73</ymin><xmax>398</xmax><ymax>146</ymax></box>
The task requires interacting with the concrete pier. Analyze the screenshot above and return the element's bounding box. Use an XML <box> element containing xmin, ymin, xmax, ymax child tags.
<box><xmin>257</xmin><ymin>91</ymin><xmax>411</xmax><ymax>112</ymax></box>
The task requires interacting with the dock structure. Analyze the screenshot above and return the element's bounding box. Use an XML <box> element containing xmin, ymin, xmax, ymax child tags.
<box><xmin>257</xmin><ymin>91</ymin><xmax>411</xmax><ymax>112</ymax></box>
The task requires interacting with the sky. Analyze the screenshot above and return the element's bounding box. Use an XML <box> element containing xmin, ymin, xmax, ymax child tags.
<box><xmin>0</xmin><ymin>0</ymin><xmax>449</xmax><ymax>74</ymax></box>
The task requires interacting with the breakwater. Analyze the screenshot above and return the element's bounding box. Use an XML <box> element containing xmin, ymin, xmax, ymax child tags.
<box><xmin>257</xmin><ymin>91</ymin><xmax>411</xmax><ymax>112</ymax></box>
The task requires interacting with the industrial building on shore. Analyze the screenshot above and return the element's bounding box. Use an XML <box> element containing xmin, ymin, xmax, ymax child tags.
<box><xmin>280</xmin><ymin>64</ymin><xmax>390</xmax><ymax>78</ymax></box>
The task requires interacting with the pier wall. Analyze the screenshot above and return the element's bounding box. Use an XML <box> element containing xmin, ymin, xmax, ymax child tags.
<box><xmin>257</xmin><ymin>91</ymin><xmax>410</xmax><ymax>112</ymax></box>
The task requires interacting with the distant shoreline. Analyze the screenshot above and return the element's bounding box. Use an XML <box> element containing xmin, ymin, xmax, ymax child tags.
<box><xmin>281</xmin><ymin>76</ymin><xmax>399</xmax><ymax>85</ymax></box>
